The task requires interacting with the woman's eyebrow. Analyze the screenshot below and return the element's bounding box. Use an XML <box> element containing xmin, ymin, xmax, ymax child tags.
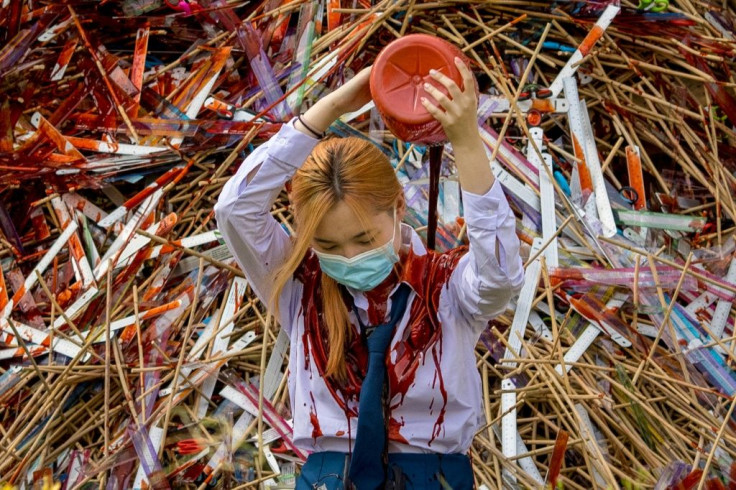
<box><xmin>314</xmin><ymin>230</ymin><xmax>374</xmax><ymax>244</ymax></box>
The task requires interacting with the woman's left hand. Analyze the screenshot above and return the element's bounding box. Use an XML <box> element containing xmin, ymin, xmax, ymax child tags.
<box><xmin>420</xmin><ymin>57</ymin><xmax>478</xmax><ymax>146</ymax></box>
<box><xmin>421</xmin><ymin>57</ymin><xmax>494</xmax><ymax>196</ymax></box>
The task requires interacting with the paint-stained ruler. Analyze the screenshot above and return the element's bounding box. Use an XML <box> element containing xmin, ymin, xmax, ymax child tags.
<box><xmin>556</xmin><ymin>294</ymin><xmax>629</xmax><ymax>375</ymax></box>
<box><xmin>549</xmin><ymin>4</ymin><xmax>621</xmax><ymax>97</ymax></box>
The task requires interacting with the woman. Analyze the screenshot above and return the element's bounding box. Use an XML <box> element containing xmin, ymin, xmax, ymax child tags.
<box><xmin>215</xmin><ymin>59</ymin><xmax>524</xmax><ymax>489</ymax></box>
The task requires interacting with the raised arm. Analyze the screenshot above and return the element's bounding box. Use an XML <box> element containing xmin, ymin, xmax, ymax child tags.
<box><xmin>214</xmin><ymin>68</ymin><xmax>374</xmax><ymax>323</ymax></box>
<box><xmin>214</xmin><ymin>122</ymin><xmax>319</xmax><ymax>315</ymax></box>
<box><xmin>422</xmin><ymin>58</ymin><xmax>524</xmax><ymax>327</ymax></box>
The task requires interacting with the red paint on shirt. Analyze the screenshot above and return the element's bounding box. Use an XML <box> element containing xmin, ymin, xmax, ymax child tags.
<box><xmin>309</xmin><ymin>392</ymin><xmax>322</xmax><ymax>441</ymax></box>
<box><xmin>295</xmin><ymin>245</ymin><xmax>468</xmax><ymax>444</ymax></box>
<box><xmin>388</xmin><ymin>417</ymin><xmax>408</xmax><ymax>445</ymax></box>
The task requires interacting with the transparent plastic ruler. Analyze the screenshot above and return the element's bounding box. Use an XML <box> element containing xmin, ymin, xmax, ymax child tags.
<box><xmin>132</xmin><ymin>426</ymin><xmax>164</xmax><ymax>489</ymax></box>
<box><xmin>528</xmin><ymin>311</ymin><xmax>554</xmax><ymax>342</ymax></box>
<box><xmin>196</xmin><ymin>277</ymin><xmax>250</xmax><ymax>417</ymax></box>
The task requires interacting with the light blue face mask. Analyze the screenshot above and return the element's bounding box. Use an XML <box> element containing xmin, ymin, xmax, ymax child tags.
<box><xmin>313</xmin><ymin>210</ymin><xmax>400</xmax><ymax>291</ymax></box>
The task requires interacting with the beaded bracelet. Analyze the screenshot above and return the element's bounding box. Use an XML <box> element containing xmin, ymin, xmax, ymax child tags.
<box><xmin>297</xmin><ymin>114</ymin><xmax>325</xmax><ymax>139</ymax></box>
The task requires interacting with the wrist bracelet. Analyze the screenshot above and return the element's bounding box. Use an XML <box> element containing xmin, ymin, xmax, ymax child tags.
<box><xmin>297</xmin><ymin>114</ymin><xmax>325</xmax><ymax>139</ymax></box>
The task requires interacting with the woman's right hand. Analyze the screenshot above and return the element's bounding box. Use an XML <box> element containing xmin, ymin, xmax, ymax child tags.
<box><xmin>299</xmin><ymin>67</ymin><xmax>373</xmax><ymax>136</ymax></box>
<box><xmin>326</xmin><ymin>67</ymin><xmax>373</xmax><ymax>116</ymax></box>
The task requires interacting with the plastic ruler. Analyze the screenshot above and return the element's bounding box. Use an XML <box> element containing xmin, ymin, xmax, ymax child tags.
<box><xmin>50</xmin><ymin>196</ymin><xmax>95</xmax><ymax>288</ymax></box>
<box><xmin>505</xmin><ymin>238</ymin><xmax>544</xmax><ymax>364</ymax></box>
<box><xmin>490</xmin><ymin>160</ymin><xmax>540</xmax><ymax>212</ymax></box>
<box><xmin>132</xmin><ymin>425</ymin><xmax>164</xmax><ymax>489</ymax></box>
<box><xmin>555</xmin><ymin>294</ymin><xmax>630</xmax><ymax>374</ymax></box>
<box><xmin>492</xmin><ymin>423</ymin><xmax>544</xmax><ymax>484</ymax></box>
<box><xmin>482</xmin><ymin>96</ymin><xmax>569</xmax><ymax>115</ymax></box>
<box><xmin>1</xmin><ymin>220</ymin><xmax>77</xmax><ymax>320</ymax></box>
<box><xmin>196</xmin><ymin>277</ymin><xmax>250</xmax><ymax>417</ymax></box>
<box><xmin>252</xmin><ymin>420</ymin><xmax>295</xmax><ymax>446</ymax></box>
<box><xmin>574</xmin><ymin>404</ymin><xmax>608</xmax><ymax>487</ymax></box>
<box><xmin>205</xmin><ymin>409</ymin><xmax>255</xmax><ymax>475</ymax></box>
<box><xmin>479</xmin><ymin>123</ymin><xmax>539</xmax><ymax>188</ymax></box>
<box><xmin>570</xmin><ymin>294</ymin><xmax>631</xmax><ymax>348</ymax></box>
<box><xmin>528</xmin><ymin>310</ymin><xmax>554</xmax><ymax>342</ymax></box>
<box><xmin>549</xmin><ymin>4</ymin><xmax>621</xmax><ymax>98</ymax></box>
<box><xmin>526</xmin><ymin>128</ymin><xmax>559</xmax><ymax>268</ymax></box>
<box><xmin>563</xmin><ymin>76</ymin><xmax>590</xmax><ymax>208</ymax></box>
<box><xmin>502</xmin><ymin>238</ymin><xmax>543</xmax><ymax>484</ymax></box>
<box><xmin>116</xmin><ymin>230</ymin><xmax>220</xmax><ymax>270</ymax></box>
<box><xmin>263</xmin><ymin>329</ymin><xmax>290</xmax><ymax>400</ymax></box>
<box><xmin>711</xmin><ymin>257</ymin><xmax>736</xmax><ymax>341</ymax></box>
<box><xmin>579</xmin><ymin>99</ymin><xmax>617</xmax><ymax>237</ymax></box>
<box><xmin>95</xmin><ymin>189</ymin><xmax>164</xmax><ymax>280</ymax></box>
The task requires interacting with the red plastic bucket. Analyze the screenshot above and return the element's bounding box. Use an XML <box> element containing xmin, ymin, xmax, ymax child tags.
<box><xmin>370</xmin><ymin>34</ymin><xmax>475</xmax><ymax>145</ymax></box>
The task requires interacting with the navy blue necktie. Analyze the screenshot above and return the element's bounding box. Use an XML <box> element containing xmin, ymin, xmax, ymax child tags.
<box><xmin>348</xmin><ymin>284</ymin><xmax>411</xmax><ymax>489</ymax></box>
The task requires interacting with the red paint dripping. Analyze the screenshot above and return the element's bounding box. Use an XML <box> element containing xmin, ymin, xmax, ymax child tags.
<box><xmin>388</xmin><ymin>417</ymin><xmax>408</xmax><ymax>445</ymax></box>
<box><xmin>309</xmin><ymin>392</ymin><xmax>322</xmax><ymax>441</ymax></box>
<box><xmin>428</xmin><ymin>343</ymin><xmax>446</xmax><ymax>446</ymax></box>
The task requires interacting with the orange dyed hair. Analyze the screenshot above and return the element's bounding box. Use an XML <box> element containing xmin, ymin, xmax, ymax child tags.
<box><xmin>270</xmin><ymin>137</ymin><xmax>403</xmax><ymax>379</ymax></box>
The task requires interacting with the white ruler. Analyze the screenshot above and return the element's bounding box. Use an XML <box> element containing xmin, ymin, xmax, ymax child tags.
<box><xmin>526</xmin><ymin>128</ymin><xmax>559</xmax><ymax>268</ymax></box>
<box><xmin>502</xmin><ymin>238</ymin><xmax>543</xmax><ymax>484</ymax></box>
<box><xmin>579</xmin><ymin>99</ymin><xmax>616</xmax><ymax>237</ymax></box>
<box><xmin>549</xmin><ymin>4</ymin><xmax>621</xmax><ymax>98</ymax></box>
<box><xmin>574</xmin><ymin>404</ymin><xmax>608</xmax><ymax>488</ymax></box>
<box><xmin>556</xmin><ymin>294</ymin><xmax>629</xmax><ymax>376</ymax></box>
<box><xmin>711</xmin><ymin>257</ymin><xmax>736</xmax><ymax>341</ymax></box>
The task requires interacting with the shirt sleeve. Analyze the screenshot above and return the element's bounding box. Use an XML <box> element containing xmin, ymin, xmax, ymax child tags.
<box><xmin>445</xmin><ymin>178</ymin><xmax>525</xmax><ymax>332</ymax></box>
<box><xmin>214</xmin><ymin>118</ymin><xmax>320</xmax><ymax>332</ymax></box>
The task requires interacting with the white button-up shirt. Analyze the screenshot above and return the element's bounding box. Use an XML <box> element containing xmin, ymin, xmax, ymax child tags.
<box><xmin>214</xmin><ymin>119</ymin><xmax>524</xmax><ymax>455</ymax></box>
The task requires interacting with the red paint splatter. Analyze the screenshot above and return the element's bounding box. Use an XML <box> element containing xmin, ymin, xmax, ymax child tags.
<box><xmin>309</xmin><ymin>392</ymin><xmax>322</xmax><ymax>441</ymax></box>
<box><xmin>388</xmin><ymin>417</ymin><xmax>408</xmax><ymax>445</ymax></box>
<box><xmin>428</xmin><ymin>343</ymin><xmax>446</xmax><ymax>446</ymax></box>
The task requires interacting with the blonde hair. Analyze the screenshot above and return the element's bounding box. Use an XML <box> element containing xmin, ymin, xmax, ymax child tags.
<box><xmin>270</xmin><ymin>136</ymin><xmax>403</xmax><ymax>379</ymax></box>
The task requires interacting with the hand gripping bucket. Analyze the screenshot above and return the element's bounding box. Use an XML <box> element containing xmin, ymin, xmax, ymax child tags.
<box><xmin>370</xmin><ymin>34</ymin><xmax>476</xmax><ymax>145</ymax></box>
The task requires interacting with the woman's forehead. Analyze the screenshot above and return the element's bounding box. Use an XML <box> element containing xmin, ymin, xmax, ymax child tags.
<box><xmin>313</xmin><ymin>201</ymin><xmax>391</xmax><ymax>243</ymax></box>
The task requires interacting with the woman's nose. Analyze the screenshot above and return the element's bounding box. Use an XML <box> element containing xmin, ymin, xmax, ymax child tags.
<box><xmin>341</xmin><ymin>244</ymin><xmax>366</xmax><ymax>260</ymax></box>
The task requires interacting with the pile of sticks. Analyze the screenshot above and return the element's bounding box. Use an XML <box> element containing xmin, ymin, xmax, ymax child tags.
<box><xmin>1</xmin><ymin>0</ymin><xmax>735</xmax><ymax>488</ymax></box>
